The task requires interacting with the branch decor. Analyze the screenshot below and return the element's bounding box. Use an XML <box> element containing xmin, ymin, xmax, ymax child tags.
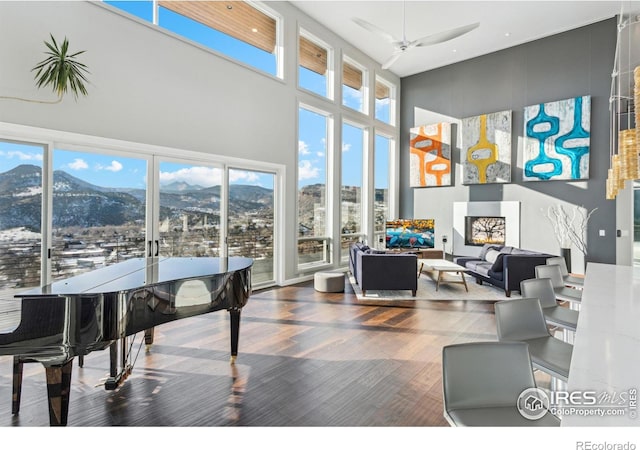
<box><xmin>544</xmin><ymin>204</ymin><xmax>597</xmax><ymax>256</ymax></box>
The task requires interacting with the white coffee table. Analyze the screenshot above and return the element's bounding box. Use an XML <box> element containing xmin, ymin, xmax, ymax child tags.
<box><xmin>418</xmin><ymin>259</ymin><xmax>469</xmax><ymax>292</ymax></box>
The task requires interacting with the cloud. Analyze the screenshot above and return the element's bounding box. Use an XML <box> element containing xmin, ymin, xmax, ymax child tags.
<box><xmin>160</xmin><ymin>166</ymin><xmax>222</xmax><ymax>187</ymax></box>
<box><xmin>317</xmin><ymin>151</ymin><xmax>325</xmax><ymax>157</ymax></box>
<box><xmin>298</xmin><ymin>160</ymin><xmax>319</xmax><ymax>180</ymax></box>
<box><xmin>68</xmin><ymin>158</ymin><xmax>88</xmax><ymax>170</ymax></box>
<box><xmin>298</xmin><ymin>140</ymin><xmax>311</xmax><ymax>155</ymax></box>
<box><xmin>103</xmin><ymin>160</ymin><xmax>123</xmax><ymax>172</ymax></box>
<box><xmin>342</xmin><ymin>143</ymin><xmax>351</xmax><ymax>152</ymax></box>
<box><xmin>0</xmin><ymin>150</ymin><xmax>44</xmax><ymax>161</ymax></box>
<box><xmin>230</xmin><ymin>170</ymin><xmax>260</xmax><ymax>184</ymax></box>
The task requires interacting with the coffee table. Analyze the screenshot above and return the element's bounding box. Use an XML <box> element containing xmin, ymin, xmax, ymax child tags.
<box><xmin>418</xmin><ymin>259</ymin><xmax>468</xmax><ymax>292</ymax></box>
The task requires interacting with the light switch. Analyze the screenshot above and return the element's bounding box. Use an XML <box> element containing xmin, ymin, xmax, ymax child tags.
<box><xmin>599</xmin><ymin>229</ymin><xmax>605</xmax><ymax>237</ymax></box>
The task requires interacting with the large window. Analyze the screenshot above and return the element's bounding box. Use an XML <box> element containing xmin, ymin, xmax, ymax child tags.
<box><xmin>298</xmin><ymin>30</ymin><xmax>332</xmax><ymax>99</ymax></box>
<box><xmin>105</xmin><ymin>1</ymin><xmax>280</xmax><ymax>77</ymax></box>
<box><xmin>374</xmin><ymin>134</ymin><xmax>392</xmax><ymax>249</ymax></box>
<box><xmin>342</xmin><ymin>57</ymin><xmax>367</xmax><ymax>114</ymax></box>
<box><xmin>298</xmin><ymin>105</ymin><xmax>330</xmax><ymax>266</ymax></box>
<box><xmin>0</xmin><ymin>132</ymin><xmax>282</xmax><ymax>290</ymax></box>
<box><xmin>341</xmin><ymin>122</ymin><xmax>365</xmax><ymax>260</ymax></box>
<box><xmin>0</xmin><ymin>140</ymin><xmax>44</xmax><ymax>291</ymax></box>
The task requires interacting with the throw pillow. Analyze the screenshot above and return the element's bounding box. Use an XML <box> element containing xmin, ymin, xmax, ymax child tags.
<box><xmin>478</xmin><ymin>244</ymin><xmax>494</xmax><ymax>260</ymax></box>
<box><xmin>485</xmin><ymin>249</ymin><xmax>501</xmax><ymax>264</ymax></box>
<box><xmin>491</xmin><ymin>253</ymin><xmax>506</xmax><ymax>272</ymax></box>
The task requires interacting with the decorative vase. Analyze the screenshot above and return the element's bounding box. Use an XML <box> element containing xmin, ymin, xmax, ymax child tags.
<box><xmin>561</xmin><ymin>248</ymin><xmax>572</xmax><ymax>273</ymax></box>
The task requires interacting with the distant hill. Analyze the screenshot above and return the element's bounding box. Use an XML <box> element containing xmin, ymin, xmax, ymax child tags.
<box><xmin>0</xmin><ymin>165</ymin><xmax>274</xmax><ymax>232</ymax></box>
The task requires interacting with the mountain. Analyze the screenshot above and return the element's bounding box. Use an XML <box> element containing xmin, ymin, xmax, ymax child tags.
<box><xmin>0</xmin><ymin>165</ymin><xmax>274</xmax><ymax>232</ymax></box>
<box><xmin>162</xmin><ymin>181</ymin><xmax>205</xmax><ymax>192</ymax></box>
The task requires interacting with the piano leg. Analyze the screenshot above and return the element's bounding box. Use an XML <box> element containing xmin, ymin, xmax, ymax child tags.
<box><xmin>144</xmin><ymin>327</ymin><xmax>155</xmax><ymax>351</ymax></box>
<box><xmin>12</xmin><ymin>357</ymin><xmax>23</xmax><ymax>415</ymax></box>
<box><xmin>44</xmin><ymin>359</ymin><xmax>73</xmax><ymax>426</ymax></box>
<box><xmin>229</xmin><ymin>309</ymin><xmax>240</xmax><ymax>365</ymax></box>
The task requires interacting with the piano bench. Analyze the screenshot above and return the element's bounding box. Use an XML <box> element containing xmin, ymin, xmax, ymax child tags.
<box><xmin>314</xmin><ymin>271</ymin><xmax>345</xmax><ymax>293</ymax></box>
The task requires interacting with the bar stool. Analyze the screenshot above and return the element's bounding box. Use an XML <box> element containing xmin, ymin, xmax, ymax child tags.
<box><xmin>546</xmin><ymin>256</ymin><xmax>584</xmax><ymax>289</ymax></box>
<box><xmin>535</xmin><ymin>264</ymin><xmax>582</xmax><ymax>310</ymax></box>
<box><xmin>442</xmin><ymin>341</ymin><xmax>560</xmax><ymax>426</ymax></box>
<box><xmin>494</xmin><ymin>297</ymin><xmax>573</xmax><ymax>391</ymax></box>
<box><xmin>520</xmin><ymin>277</ymin><xmax>579</xmax><ymax>343</ymax></box>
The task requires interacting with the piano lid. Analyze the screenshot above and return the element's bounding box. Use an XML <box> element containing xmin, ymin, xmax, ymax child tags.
<box><xmin>15</xmin><ymin>257</ymin><xmax>253</xmax><ymax>298</ymax></box>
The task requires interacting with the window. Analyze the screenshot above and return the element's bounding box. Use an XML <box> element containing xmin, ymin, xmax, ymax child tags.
<box><xmin>158</xmin><ymin>161</ymin><xmax>222</xmax><ymax>258</ymax></box>
<box><xmin>105</xmin><ymin>1</ymin><xmax>153</xmax><ymax>21</ymax></box>
<box><xmin>374</xmin><ymin>134</ymin><xmax>392</xmax><ymax>249</ymax></box>
<box><xmin>341</xmin><ymin>122</ymin><xmax>365</xmax><ymax>260</ymax></box>
<box><xmin>0</xmin><ymin>140</ymin><xmax>44</xmax><ymax>291</ymax></box>
<box><xmin>375</xmin><ymin>76</ymin><xmax>394</xmax><ymax>125</ymax></box>
<box><xmin>227</xmin><ymin>168</ymin><xmax>275</xmax><ymax>285</ymax></box>
<box><xmin>298</xmin><ymin>30</ymin><xmax>332</xmax><ymax>99</ymax></box>
<box><xmin>342</xmin><ymin>57</ymin><xmax>367</xmax><ymax>114</ymax></box>
<box><xmin>106</xmin><ymin>1</ymin><xmax>280</xmax><ymax>77</ymax></box>
<box><xmin>298</xmin><ymin>105</ymin><xmax>330</xmax><ymax>266</ymax></box>
<box><xmin>51</xmin><ymin>149</ymin><xmax>148</xmax><ymax>280</ymax></box>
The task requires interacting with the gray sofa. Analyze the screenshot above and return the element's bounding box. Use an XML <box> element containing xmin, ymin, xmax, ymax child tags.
<box><xmin>349</xmin><ymin>243</ymin><xmax>418</xmax><ymax>296</ymax></box>
<box><xmin>454</xmin><ymin>244</ymin><xmax>553</xmax><ymax>297</ymax></box>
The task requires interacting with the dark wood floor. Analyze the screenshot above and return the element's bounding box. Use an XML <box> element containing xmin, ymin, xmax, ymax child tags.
<box><xmin>0</xmin><ymin>278</ymin><xmax>515</xmax><ymax>427</ymax></box>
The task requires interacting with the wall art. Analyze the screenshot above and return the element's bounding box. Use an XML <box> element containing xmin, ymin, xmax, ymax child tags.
<box><xmin>523</xmin><ymin>95</ymin><xmax>591</xmax><ymax>181</ymax></box>
<box><xmin>461</xmin><ymin>110</ymin><xmax>512</xmax><ymax>184</ymax></box>
<box><xmin>409</xmin><ymin>122</ymin><xmax>451</xmax><ymax>187</ymax></box>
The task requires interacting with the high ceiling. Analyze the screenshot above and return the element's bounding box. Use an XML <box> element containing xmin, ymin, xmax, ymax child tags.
<box><xmin>290</xmin><ymin>1</ymin><xmax>639</xmax><ymax>78</ymax></box>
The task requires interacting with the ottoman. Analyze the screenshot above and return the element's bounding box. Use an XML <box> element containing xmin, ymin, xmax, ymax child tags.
<box><xmin>314</xmin><ymin>271</ymin><xmax>345</xmax><ymax>293</ymax></box>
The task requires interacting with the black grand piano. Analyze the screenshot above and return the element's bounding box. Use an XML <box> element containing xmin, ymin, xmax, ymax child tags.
<box><xmin>0</xmin><ymin>256</ymin><xmax>252</xmax><ymax>426</ymax></box>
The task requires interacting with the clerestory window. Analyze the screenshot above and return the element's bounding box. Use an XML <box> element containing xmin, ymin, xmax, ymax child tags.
<box><xmin>104</xmin><ymin>1</ymin><xmax>281</xmax><ymax>77</ymax></box>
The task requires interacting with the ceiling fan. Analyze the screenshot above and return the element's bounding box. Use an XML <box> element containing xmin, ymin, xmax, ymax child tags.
<box><xmin>352</xmin><ymin>2</ymin><xmax>480</xmax><ymax>70</ymax></box>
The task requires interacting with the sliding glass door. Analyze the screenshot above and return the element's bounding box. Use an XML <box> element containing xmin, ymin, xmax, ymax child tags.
<box><xmin>0</xmin><ymin>138</ymin><xmax>280</xmax><ymax>289</ymax></box>
<box><xmin>51</xmin><ymin>148</ymin><xmax>149</xmax><ymax>280</ymax></box>
<box><xmin>228</xmin><ymin>168</ymin><xmax>275</xmax><ymax>285</ymax></box>
<box><xmin>0</xmin><ymin>140</ymin><xmax>44</xmax><ymax>291</ymax></box>
<box><xmin>158</xmin><ymin>161</ymin><xmax>222</xmax><ymax>257</ymax></box>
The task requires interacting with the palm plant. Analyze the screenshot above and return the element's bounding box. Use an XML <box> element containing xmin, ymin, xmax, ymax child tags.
<box><xmin>1</xmin><ymin>34</ymin><xmax>89</xmax><ymax>104</ymax></box>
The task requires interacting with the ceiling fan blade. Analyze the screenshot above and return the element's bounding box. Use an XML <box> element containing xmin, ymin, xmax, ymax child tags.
<box><xmin>382</xmin><ymin>52</ymin><xmax>403</xmax><ymax>70</ymax></box>
<box><xmin>412</xmin><ymin>22</ymin><xmax>480</xmax><ymax>47</ymax></box>
<box><xmin>352</xmin><ymin>17</ymin><xmax>399</xmax><ymax>44</ymax></box>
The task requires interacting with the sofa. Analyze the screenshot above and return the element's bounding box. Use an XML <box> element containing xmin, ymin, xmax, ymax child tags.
<box><xmin>454</xmin><ymin>244</ymin><xmax>553</xmax><ymax>297</ymax></box>
<box><xmin>349</xmin><ymin>243</ymin><xmax>418</xmax><ymax>296</ymax></box>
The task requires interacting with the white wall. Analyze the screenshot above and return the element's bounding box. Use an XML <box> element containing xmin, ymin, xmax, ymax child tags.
<box><xmin>0</xmin><ymin>1</ymin><xmax>400</xmax><ymax>283</ymax></box>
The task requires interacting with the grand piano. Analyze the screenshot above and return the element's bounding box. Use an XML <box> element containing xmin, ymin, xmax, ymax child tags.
<box><xmin>0</xmin><ymin>256</ymin><xmax>252</xmax><ymax>426</ymax></box>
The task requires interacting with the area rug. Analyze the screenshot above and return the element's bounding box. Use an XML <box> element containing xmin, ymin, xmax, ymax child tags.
<box><xmin>348</xmin><ymin>273</ymin><xmax>521</xmax><ymax>302</ymax></box>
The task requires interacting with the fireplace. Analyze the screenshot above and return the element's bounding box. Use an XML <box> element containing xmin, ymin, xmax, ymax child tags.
<box><xmin>465</xmin><ymin>216</ymin><xmax>506</xmax><ymax>246</ymax></box>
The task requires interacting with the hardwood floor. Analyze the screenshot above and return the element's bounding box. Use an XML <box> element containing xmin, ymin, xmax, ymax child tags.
<box><xmin>0</xmin><ymin>278</ymin><xmax>508</xmax><ymax>427</ymax></box>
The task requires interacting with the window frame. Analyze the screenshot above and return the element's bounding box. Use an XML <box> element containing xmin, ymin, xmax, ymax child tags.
<box><xmin>297</xmin><ymin>27</ymin><xmax>335</xmax><ymax>101</ymax></box>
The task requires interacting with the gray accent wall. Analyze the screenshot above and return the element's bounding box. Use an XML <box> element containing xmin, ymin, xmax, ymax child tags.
<box><xmin>400</xmin><ymin>18</ymin><xmax>618</xmax><ymax>270</ymax></box>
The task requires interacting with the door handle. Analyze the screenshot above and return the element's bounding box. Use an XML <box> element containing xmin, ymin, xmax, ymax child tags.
<box><xmin>154</xmin><ymin>240</ymin><xmax>159</xmax><ymax>257</ymax></box>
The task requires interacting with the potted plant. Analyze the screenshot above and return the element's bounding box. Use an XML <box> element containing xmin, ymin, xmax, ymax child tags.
<box><xmin>1</xmin><ymin>34</ymin><xmax>89</xmax><ymax>103</ymax></box>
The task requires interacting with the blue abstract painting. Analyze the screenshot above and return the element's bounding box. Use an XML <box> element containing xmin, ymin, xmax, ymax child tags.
<box><xmin>523</xmin><ymin>96</ymin><xmax>590</xmax><ymax>181</ymax></box>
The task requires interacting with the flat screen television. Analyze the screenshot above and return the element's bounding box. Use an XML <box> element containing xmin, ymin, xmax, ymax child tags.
<box><xmin>385</xmin><ymin>219</ymin><xmax>435</xmax><ymax>249</ymax></box>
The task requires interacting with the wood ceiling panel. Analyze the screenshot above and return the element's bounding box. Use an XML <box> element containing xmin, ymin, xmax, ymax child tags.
<box><xmin>159</xmin><ymin>1</ymin><xmax>276</xmax><ymax>53</ymax></box>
